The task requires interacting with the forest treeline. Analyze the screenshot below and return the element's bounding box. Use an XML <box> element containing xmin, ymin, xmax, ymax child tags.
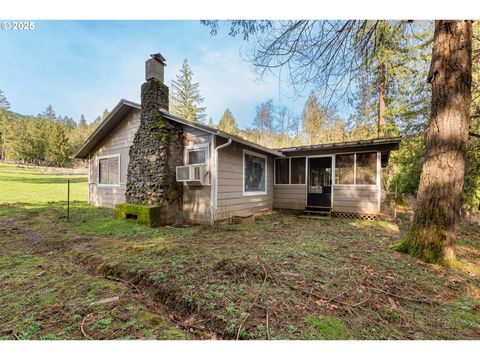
<box><xmin>1</xmin><ymin>22</ymin><xmax>479</xmax><ymax>211</ymax></box>
<box><xmin>0</xmin><ymin>99</ymin><xmax>107</xmax><ymax>168</ymax></box>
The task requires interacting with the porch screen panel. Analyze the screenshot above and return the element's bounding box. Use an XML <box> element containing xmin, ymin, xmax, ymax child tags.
<box><xmin>356</xmin><ymin>152</ymin><xmax>377</xmax><ymax>184</ymax></box>
<box><xmin>275</xmin><ymin>158</ymin><xmax>289</xmax><ymax>184</ymax></box>
<box><xmin>290</xmin><ymin>157</ymin><xmax>306</xmax><ymax>184</ymax></box>
<box><xmin>335</xmin><ymin>154</ymin><xmax>354</xmax><ymax>184</ymax></box>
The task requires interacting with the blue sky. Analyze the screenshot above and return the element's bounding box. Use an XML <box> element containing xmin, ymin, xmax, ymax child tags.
<box><xmin>0</xmin><ymin>20</ymin><xmax>311</xmax><ymax>128</ymax></box>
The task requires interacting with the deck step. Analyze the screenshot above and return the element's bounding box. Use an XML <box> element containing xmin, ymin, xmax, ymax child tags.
<box><xmin>302</xmin><ymin>208</ymin><xmax>332</xmax><ymax>219</ymax></box>
<box><xmin>299</xmin><ymin>214</ymin><xmax>332</xmax><ymax>220</ymax></box>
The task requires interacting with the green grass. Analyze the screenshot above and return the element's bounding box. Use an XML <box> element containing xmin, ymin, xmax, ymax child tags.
<box><xmin>1</xmin><ymin>162</ymin><xmax>479</xmax><ymax>340</ymax></box>
<box><xmin>0</xmin><ymin>162</ymin><xmax>88</xmax><ymax>204</ymax></box>
<box><xmin>0</xmin><ymin>163</ymin><xmax>187</xmax><ymax>340</ymax></box>
<box><xmin>303</xmin><ymin>316</ymin><xmax>351</xmax><ymax>340</ymax></box>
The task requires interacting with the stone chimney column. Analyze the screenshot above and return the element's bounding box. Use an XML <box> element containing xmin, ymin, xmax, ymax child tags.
<box><xmin>125</xmin><ymin>54</ymin><xmax>184</xmax><ymax>225</ymax></box>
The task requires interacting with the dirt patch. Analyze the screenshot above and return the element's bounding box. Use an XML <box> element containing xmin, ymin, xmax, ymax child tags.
<box><xmin>214</xmin><ymin>258</ymin><xmax>265</xmax><ymax>283</ymax></box>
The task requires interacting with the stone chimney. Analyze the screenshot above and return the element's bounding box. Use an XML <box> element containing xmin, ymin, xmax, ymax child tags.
<box><xmin>125</xmin><ymin>54</ymin><xmax>184</xmax><ymax>225</ymax></box>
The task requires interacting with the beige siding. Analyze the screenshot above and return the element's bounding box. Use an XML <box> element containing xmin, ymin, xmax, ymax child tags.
<box><xmin>88</xmin><ymin>109</ymin><xmax>141</xmax><ymax>208</ymax></box>
<box><xmin>332</xmin><ymin>185</ymin><xmax>379</xmax><ymax>214</ymax></box>
<box><xmin>273</xmin><ymin>184</ymin><xmax>306</xmax><ymax>209</ymax></box>
<box><xmin>216</xmin><ymin>142</ymin><xmax>273</xmax><ymax>220</ymax></box>
<box><xmin>182</xmin><ymin>126</ymin><xmax>213</xmax><ymax>224</ymax></box>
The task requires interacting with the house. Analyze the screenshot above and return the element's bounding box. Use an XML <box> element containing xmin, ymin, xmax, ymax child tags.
<box><xmin>74</xmin><ymin>54</ymin><xmax>401</xmax><ymax>225</ymax></box>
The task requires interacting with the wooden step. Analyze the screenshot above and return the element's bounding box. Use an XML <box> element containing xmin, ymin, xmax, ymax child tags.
<box><xmin>299</xmin><ymin>214</ymin><xmax>332</xmax><ymax>220</ymax></box>
<box><xmin>303</xmin><ymin>209</ymin><xmax>332</xmax><ymax>218</ymax></box>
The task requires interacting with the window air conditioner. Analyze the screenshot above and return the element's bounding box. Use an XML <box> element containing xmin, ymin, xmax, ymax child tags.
<box><xmin>175</xmin><ymin>164</ymin><xmax>209</xmax><ymax>185</ymax></box>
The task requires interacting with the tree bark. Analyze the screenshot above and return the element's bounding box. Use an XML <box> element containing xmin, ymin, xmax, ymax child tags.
<box><xmin>378</xmin><ymin>62</ymin><xmax>386</xmax><ymax>138</ymax></box>
<box><xmin>393</xmin><ymin>20</ymin><xmax>472</xmax><ymax>265</ymax></box>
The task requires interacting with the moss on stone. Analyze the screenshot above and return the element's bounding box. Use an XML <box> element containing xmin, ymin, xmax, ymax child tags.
<box><xmin>154</xmin><ymin>111</ymin><xmax>170</xmax><ymax>144</ymax></box>
<box><xmin>115</xmin><ymin>203</ymin><xmax>163</xmax><ymax>228</ymax></box>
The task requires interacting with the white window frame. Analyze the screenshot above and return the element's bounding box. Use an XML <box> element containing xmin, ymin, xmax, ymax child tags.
<box><xmin>185</xmin><ymin>143</ymin><xmax>209</xmax><ymax>166</ymax></box>
<box><xmin>334</xmin><ymin>151</ymin><xmax>379</xmax><ymax>187</ymax></box>
<box><xmin>243</xmin><ymin>149</ymin><xmax>268</xmax><ymax>196</ymax></box>
<box><xmin>97</xmin><ymin>154</ymin><xmax>120</xmax><ymax>187</ymax></box>
<box><xmin>273</xmin><ymin>156</ymin><xmax>307</xmax><ymax>186</ymax></box>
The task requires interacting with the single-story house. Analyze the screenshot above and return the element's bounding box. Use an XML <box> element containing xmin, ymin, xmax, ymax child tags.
<box><xmin>74</xmin><ymin>54</ymin><xmax>401</xmax><ymax>225</ymax></box>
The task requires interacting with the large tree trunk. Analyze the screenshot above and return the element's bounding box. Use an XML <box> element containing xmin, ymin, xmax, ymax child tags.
<box><xmin>393</xmin><ymin>20</ymin><xmax>472</xmax><ymax>265</ymax></box>
<box><xmin>378</xmin><ymin>62</ymin><xmax>386</xmax><ymax>138</ymax></box>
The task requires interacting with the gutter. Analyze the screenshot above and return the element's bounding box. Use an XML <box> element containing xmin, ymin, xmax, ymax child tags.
<box><xmin>210</xmin><ymin>138</ymin><xmax>232</xmax><ymax>224</ymax></box>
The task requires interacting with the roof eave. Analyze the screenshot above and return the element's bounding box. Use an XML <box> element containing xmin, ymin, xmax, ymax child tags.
<box><xmin>160</xmin><ymin>110</ymin><xmax>284</xmax><ymax>157</ymax></box>
<box><xmin>73</xmin><ymin>99</ymin><xmax>141</xmax><ymax>159</ymax></box>
<box><xmin>279</xmin><ymin>136</ymin><xmax>402</xmax><ymax>153</ymax></box>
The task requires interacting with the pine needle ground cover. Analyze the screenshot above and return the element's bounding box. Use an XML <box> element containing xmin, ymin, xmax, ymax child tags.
<box><xmin>0</xmin><ymin>162</ymin><xmax>479</xmax><ymax>339</ymax></box>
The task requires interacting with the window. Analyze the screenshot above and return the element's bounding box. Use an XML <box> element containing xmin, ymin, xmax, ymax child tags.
<box><xmin>335</xmin><ymin>154</ymin><xmax>354</xmax><ymax>184</ymax></box>
<box><xmin>274</xmin><ymin>157</ymin><xmax>306</xmax><ymax>185</ymax></box>
<box><xmin>291</xmin><ymin>157</ymin><xmax>306</xmax><ymax>184</ymax></box>
<box><xmin>335</xmin><ymin>152</ymin><xmax>377</xmax><ymax>185</ymax></box>
<box><xmin>356</xmin><ymin>152</ymin><xmax>377</xmax><ymax>184</ymax></box>
<box><xmin>186</xmin><ymin>144</ymin><xmax>209</xmax><ymax>166</ymax></box>
<box><xmin>244</xmin><ymin>151</ymin><xmax>267</xmax><ymax>195</ymax></box>
<box><xmin>275</xmin><ymin>158</ymin><xmax>289</xmax><ymax>184</ymax></box>
<box><xmin>98</xmin><ymin>155</ymin><xmax>119</xmax><ymax>185</ymax></box>
<box><xmin>187</xmin><ymin>147</ymin><xmax>207</xmax><ymax>165</ymax></box>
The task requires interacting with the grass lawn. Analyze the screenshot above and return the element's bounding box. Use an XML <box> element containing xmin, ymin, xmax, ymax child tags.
<box><xmin>0</xmin><ymin>162</ymin><xmax>479</xmax><ymax>340</ymax></box>
<box><xmin>0</xmin><ymin>162</ymin><xmax>88</xmax><ymax>204</ymax></box>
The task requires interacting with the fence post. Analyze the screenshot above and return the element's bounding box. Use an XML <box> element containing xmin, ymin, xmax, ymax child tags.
<box><xmin>394</xmin><ymin>181</ymin><xmax>398</xmax><ymax>220</ymax></box>
<box><xmin>67</xmin><ymin>179</ymin><xmax>70</xmax><ymax>221</ymax></box>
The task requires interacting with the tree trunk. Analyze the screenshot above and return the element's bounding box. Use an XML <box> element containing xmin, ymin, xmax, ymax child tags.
<box><xmin>393</xmin><ymin>20</ymin><xmax>472</xmax><ymax>265</ymax></box>
<box><xmin>378</xmin><ymin>62</ymin><xmax>386</xmax><ymax>138</ymax></box>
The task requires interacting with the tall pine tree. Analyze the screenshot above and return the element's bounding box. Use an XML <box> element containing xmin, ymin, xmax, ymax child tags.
<box><xmin>170</xmin><ymin>59</ymin><xmax>206</xmax><ymax>122</ymax></box>
<box><xmin>218</xmin><ymin>109</ymin><xmax>238</xmax><ymax>134</ymax></box>
<box><xmin>46</xmin><ymin>122</ymin><xmax>71</xmax><ymax>166</ymax></box>
<box><xmin>0</xmin><ymin>89</ymin><xmax>11</xmax><ymax>160</ymax></box>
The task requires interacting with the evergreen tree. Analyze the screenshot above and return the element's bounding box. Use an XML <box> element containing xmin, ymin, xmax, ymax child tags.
<box><xmin>0</xmin><ymin>89</ymin><xmax>11</xmax><ymax>160</ymax></box>
<box><xmin>218</xmin><ymin>109</ymin><xmax>238</xmax><ymax>134</ymax></box>
<box><xmin>102</xmin><ymin>109</ymin><xmax>109</xmax><ymax>121</ymax></box>
<box><xmin>170</xmin><ymin>59</ymin><xmax>206</xmax><ymax>122</ymax></box>
<box><xmin>29</xmin><ymin>118</ymin><xmax>51</xmax><ymax>163</ymax></box>
<box><xmin>39</xmin><ymin>104</ymin><xmax>56</xmax><ymax>121</ymax></box>
<box><xmin>0</xmin><ymin>90</ymin><xmax>9</xmax><ymax>110</ymax></box>
<box><xmin>92</xmin><ymin>115</ymin><xmax>102</xmax><ymax>125</ymax></box>
<box><xmin>79</xmin><ymin>114</ymin><xmax>87</xmax><ymax>128</ymax></box>
<box><xmin>207</xmin><ymin>117</ymin><xmax>215</xmax><ymax>128</ymax></box>
<box><xmin>46</xmin><ymin>122</ymin><xmax>71</xmax><ymax>166</ymax></box>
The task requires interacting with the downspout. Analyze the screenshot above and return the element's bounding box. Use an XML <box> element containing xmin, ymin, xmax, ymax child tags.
<box><xmin>210</xmin><ymin>138</ymin><xmax>232</xmax><ymax>224</ymax></box>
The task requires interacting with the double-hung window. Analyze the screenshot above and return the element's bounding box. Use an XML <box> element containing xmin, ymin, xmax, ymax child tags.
<box><xmin>98</xmin><ymin>155</ymin><xmax>120</xmax><ymax>186</ymax></box>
